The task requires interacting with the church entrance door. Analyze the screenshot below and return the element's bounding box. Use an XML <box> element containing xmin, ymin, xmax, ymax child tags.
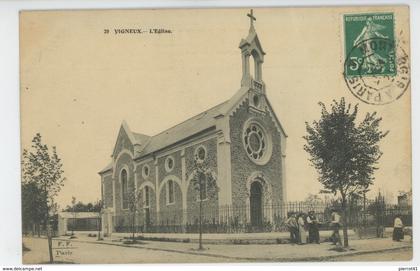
<box><xmin>250</xmin><ymin>181</ymin><xmax>263</xmax><ymax>229</ymax></box>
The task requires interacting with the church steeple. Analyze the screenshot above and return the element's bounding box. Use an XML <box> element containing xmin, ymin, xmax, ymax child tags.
<box><xmin>239</xmin><ymin>9</ymin><xmax>266</xmax><ymax>92</ymax></box>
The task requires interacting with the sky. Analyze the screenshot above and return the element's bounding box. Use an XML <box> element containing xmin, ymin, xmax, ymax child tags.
<box><xmin>20</xmin><ymin>7</ymin><xmax>411</xmax><ymax>208</ymax></box>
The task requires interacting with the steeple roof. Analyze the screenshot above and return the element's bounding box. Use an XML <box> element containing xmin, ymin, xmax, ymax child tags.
<box><xmin>239</xmin><ymin>9</ymin><xmax>265</xmax><ymax>56</ymax></box>
<box><xmin>239</xmin><ymin>30</ymin><xmax>266</xmax><ymax>55</ymax></box>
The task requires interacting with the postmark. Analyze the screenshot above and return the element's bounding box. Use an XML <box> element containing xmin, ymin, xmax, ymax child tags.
<box><xmin>343</xmin><ymin>13</ymin><xmax>410</xmax><ymax>105</ymax></box>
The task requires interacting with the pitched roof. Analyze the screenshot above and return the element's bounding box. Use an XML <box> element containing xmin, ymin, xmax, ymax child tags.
<box><xmin>239</xmin><ymin>28</ymin><xmax>265</xmax><ymax>55</ymax></box>
<box><xmin>133</xmin><ymin>132</ymin><xmax>151</xmax><ymax>144</ymax></box>
<box><xmin>98</xmin><ymin>161</ymin><xmax>113</xmax><ymax>174</ymax></box>
<box><xmin>99</xmin><ymin>97</ymin><xmax>233</xmax><ymax>175</ymax></box>
<box><xmin>138</xmin><ymin>100</ymin><xmax>229</xmax><ymax>156</ymax></box>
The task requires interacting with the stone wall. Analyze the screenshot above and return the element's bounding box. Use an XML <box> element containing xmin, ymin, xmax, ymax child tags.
<box><xmin>135</xmin><ymin>161</ymin><xmax>157</xmax><ymax>225</ymax></box>
<box><xmin>114</xmin><ymin>152</ymin><xmax>135</xmax><ymax>215</ymax></box>
<box><xmin>102</xmin><ymin>174</ymin><xmax>113</xmax><ymax>208</ymax></box>
<box><xmin>156</xmin><ymin>150</ymin><xmax>183</xmax><ymax>224</ymax></box>
<box><xmin>185</xmin><ymin>138</ymin><xmax>219</xmax><ymax>224</ymax></box>
<box><xmin>229</xmin><ymin>98</ymin><xmax>284</xmax><ymax>213</ymax></box>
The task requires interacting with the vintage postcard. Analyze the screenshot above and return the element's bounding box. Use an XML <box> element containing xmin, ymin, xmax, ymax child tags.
<box><xmin>20</xmin><ymin>6</ymin><xmax>411</xmax><ymax>264</ymax></box>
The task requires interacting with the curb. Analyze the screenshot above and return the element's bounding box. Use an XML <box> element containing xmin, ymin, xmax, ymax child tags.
<box><xmin>93</xmin><ymin>230</ymin><xmax>359</xmax><ymax>245</ymax></box>
<box><xmin>55</xmin><ymin>237</ymin><xmax>412</xmax><ymax>262</ymax></box>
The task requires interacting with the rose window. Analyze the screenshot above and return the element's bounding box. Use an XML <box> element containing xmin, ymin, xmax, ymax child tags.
<box><xmin>243</xmin><ymin>122</ymin><xmax>269</xmax><ymax>162</ymax></box>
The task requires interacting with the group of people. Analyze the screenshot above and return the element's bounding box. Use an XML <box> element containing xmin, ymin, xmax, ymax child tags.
<box><xmin>285</xmin><ymin>210</ymin><xmax>406</xmax><ymax>245</ymax></box>
<box><xmin>285</xmin><ymin>210</ymin><xmax>321</xmax><ymax>245</ymax></box>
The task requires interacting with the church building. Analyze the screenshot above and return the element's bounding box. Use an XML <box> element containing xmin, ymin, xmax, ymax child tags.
<box><xmin>99</xmin><ymin>10</ymin><xmax>287</xmax><ymax>234</ymax></box>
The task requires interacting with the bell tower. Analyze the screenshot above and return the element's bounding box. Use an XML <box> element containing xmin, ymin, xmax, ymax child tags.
<box><xmin>239</xmin><ymin>9</ymin><xmax>266</xmax><ymax>111</ymax></box>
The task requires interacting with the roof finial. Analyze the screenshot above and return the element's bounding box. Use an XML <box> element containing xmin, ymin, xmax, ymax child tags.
<box><xmin>247</xmin><ymin>9</ymin><xmax>256</xmax><ymax>32</ymax></box>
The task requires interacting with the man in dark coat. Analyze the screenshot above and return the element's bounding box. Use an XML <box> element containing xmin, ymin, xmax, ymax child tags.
<box><xmin>307</xmin><ymin>210</ymin><xmax>320</xmax><ymax>244</ymax></box>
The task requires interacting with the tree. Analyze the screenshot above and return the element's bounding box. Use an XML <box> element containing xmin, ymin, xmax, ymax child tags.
<box><xmin>303</xmin><ymin>193</ymin><xmax>323</xmax><ymax>208</ymax></box>
<box><xmin>21</xmin><ymin>181</ymin><xmax>47</xmax><ymax>236</ymax></box>
<box><xmin>71</xmin><ymin>196</ymin><xmax>76</xmax><ymax>236</ymax></box>
<box><xmin>63</xmin><ymin>200</ymin><xmax>102</xmax><ymax>212</ymax></box>
<box><xmin>21</xmin><ymin>133</ymin><xmax>66</xmax><ymax>263</ymax></box>
<box><xmin>303</xmin><ymin>98</ymin><xmax>387</xmax><ymax>248</ymax></box>
<box><xmin>189</xmin><ymin>156</ymin><xmax>218</xmax><ymax>250</ymax></box>
<box><xmin>127</xmin><ymin>188</ymin><xmax>141</xmax><ymax>243</ymax></box>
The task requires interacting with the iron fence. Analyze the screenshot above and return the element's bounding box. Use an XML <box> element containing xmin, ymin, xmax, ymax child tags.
<box><xmin>111</xmin><ymin>199</ymin><xmax>412</xmax><ymax>234</ymax></box>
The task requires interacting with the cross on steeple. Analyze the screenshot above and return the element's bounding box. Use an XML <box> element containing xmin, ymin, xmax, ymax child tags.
<box><xmin>247</xmin><ymin>9</ymin><xmax>256</xmax><ymax>30</ymax></box>
<box><xmin>239</xmin><ymin>8</ymin><xmax>265</xmax><ymax>89</ymax></box>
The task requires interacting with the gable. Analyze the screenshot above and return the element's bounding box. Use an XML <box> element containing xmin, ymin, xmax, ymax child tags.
<box><xmin>239</xmin><ymin>31</ymin><xmax>265</xmax><ymax>62</ymax></box>
<box><xmin>225</xmin><ymin>90</ymin><xmax>287</xmax><ymax>138</ymax></box>
<box><xmin>264</xmin><ymin>98</ymin><xmax>287</xmax><ymax>138</ymax></box>
<box><xmin>112</xmin><ymin>125</ymin><xmax>134</xmax><ymax>158</ymax></box>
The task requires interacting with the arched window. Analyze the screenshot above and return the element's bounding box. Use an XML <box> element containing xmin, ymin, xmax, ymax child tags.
<box><xmin>142</xmin><ymin>164</ymin><xmax>150</xmax><ymax>178</ymax></box>
<box><xmin>121</xmin><ymin>169</ymin><xmax>128</xmax><ymax>209</ymax></box>
<box><xmin>199</xmin><ymin>175</ymin><xmax>207</xmax><ymax>201</ymax></box>
<box><xmin>253</xmin><ymin>94</ymin><xmax>260</xmax><ymax>107</ymax></box>
<box><xmin>249</xmin><ymin>54</ymin><xmax>256</xmax><ymax>80</ymax></box>
<box><xmin>251</xmin><ymin>50</ymin><xmax>262</xmax><ymax>81</ymax></box>
<box><xmin>166</xmin><ymin>179</ymin><xmax>175</xmax><ymax>204</ymax></box>
<box><xmin>144</xmin><ymin>186</ymin><xmax>150</xmax><ymax>207</ymax></box>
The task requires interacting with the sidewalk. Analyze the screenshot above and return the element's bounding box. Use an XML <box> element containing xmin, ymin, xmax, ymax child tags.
<box><xmin>72</xmin><ymin>230</ymin><xmax>360</xmax><ymax>244</ymax></box>
<box><xmin>71</xmin><ymin>227</ymin><xmax>399</xmax><ymax>244</ymax></box>
<box><xmin>56</xmin><ymin>233</ymin><xmax>412</xmax><ymax>262</ymax></box>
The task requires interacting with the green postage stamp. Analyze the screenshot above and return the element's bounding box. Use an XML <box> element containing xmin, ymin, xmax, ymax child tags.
<box><xmin>343</xmin><ymin>13</ymin><xmax>395</xmax><ymax>78</ymax></box>
<box><xmin>343</xmin><ymin>12</ymin><xmax>409</xmax><ymax>105</ymax></box>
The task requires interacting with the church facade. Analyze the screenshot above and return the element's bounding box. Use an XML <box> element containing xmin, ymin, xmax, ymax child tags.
<box><xmin>99</xmin><ymin>12</ymin><xmax>287</xmax><ymax>234</ymax></box>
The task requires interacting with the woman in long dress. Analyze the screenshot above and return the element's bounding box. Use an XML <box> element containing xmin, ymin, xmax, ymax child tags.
<box><xmin>392</xmin><ymin>215</ymin><xmax>404</xmax><ymax>241</ymax></box>
<box><xmin>297</xmin><ymin>213</ymin><xmax>307</xmax><ymax>245</ymax></box>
